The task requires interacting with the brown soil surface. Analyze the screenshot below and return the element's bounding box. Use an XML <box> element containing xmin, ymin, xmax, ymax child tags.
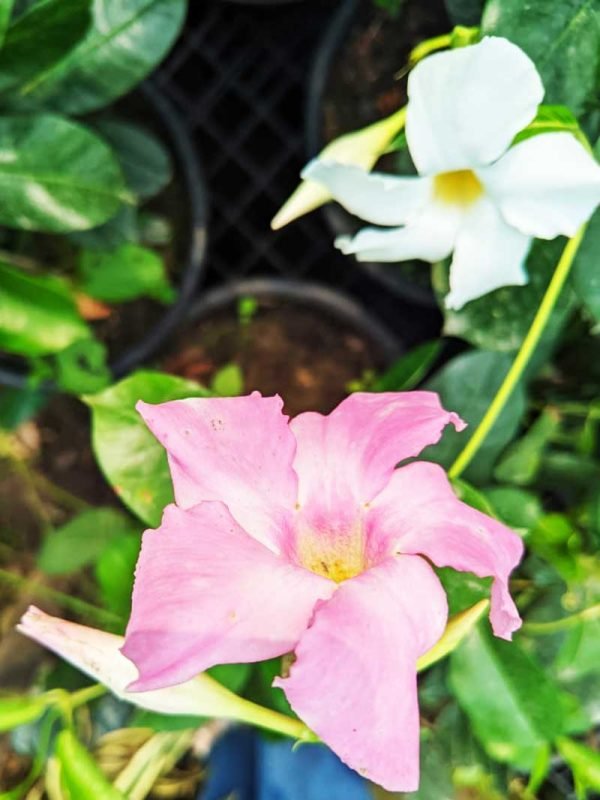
<box><xmin>161</xmin><ymin>294</ymin><xmax>391</xmax><ymax>416</ymax></box>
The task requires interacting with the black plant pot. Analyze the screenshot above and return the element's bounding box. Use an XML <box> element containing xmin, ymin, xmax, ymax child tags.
<box><xmin>160</xmin><ymin>277</ymin><xmax>402</xmax><ymax>415</ymax></box>
<box><xmin>0</xmin><ymin>81</ymin><xmax>208</xmax><ymax>391</ymax></box>
<box><xmin>306</xmin><ymin>0</ymin><xmax>438</xmax><ymax>308</ymax></box>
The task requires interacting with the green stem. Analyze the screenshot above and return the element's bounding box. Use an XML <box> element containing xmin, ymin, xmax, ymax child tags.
<box><xmin>228</xmin><ymin>695</ymin><xmax>318</xmax><ymax>742</ymax></box>
<box><xmin>69</xmin><ymin>684</ymin><xmax>107</xmax><ymax>709</ymax></box>
<box><xmin>0</xmin><ymin>567</ymin><xmax>123</xmax><ymax>629</ymax></box>
<box><xmin>448</xmin><ymin>227</ymin><xmax>586</xmax><ymax>480</ymax></box>
<box><xmin>523</xmin><ymin>603</ymin><xmax>600</xmax><ymax>635</ymax></box>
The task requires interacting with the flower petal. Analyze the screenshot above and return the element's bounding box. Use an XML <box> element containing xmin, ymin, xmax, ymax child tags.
<box><xmin>336</xmin><ymin>201</ymin><xmax>462</xmax><ymax>263</ymax></box>
<box><xmin>137</xmin><ymin>392</ymin><xmax>297</xmax><ymax>552</ymax></box>
<box><xmin>367</xmin><ymin>462</ymin><xmax>524</xmax><ymax>639</ymax></box>
<box><xmin>17</xmin><ymin>606</ymin><xmax>257</xmax><ymax>719</ymax></box>
<box><xmin>445</xmin><ymin>197</ymin><xmax>532</xmax><ymax>309</ymax></box>
<box><xmin>406</xmin><ymin>37</ymin><xmax>543</xmax><ymax>175</ymax></box>
<box><xmin>123</xmin><ymin>502</ymin><xmax>334</xmax><ymax>691</ymax></box>
<box><xmin>478</xmin><ymin>132</ymin><xmax>600</xmax><ymax>239</ymax></box>
<box><xmin>275</xmin><ymin>556</ymin><xmax>448</xmax><ymax>791</ymax></box>
<box><xmin>303</xmin><ymin>160</ymin><xmax>432</xmax><ymax>226</ymax></box>
<box><xmin>291</xmin><ymin>392</ymin><xmax>464</xmax><ymax>515</ymax></box>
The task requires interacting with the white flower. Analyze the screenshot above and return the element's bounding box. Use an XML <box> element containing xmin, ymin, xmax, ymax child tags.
<box><xmin>304</xmin><ymin>37</ymin><xmax>600</xmax><ymax>309</ymax></box>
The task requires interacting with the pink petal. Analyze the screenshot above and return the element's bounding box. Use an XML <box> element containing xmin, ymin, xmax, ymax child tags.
<box><xmin>123</xmin><ymin>502</ymin><xmax>334</xmax><ymax>691</ymax></box>
<box><xmin>275</xmin><ymin>556</ymin><xmax>448</xmax><ymax>792</ymax></box>
<box><xmin>291</xmin><ymin>391</ymin><xmax>464</xmax><ymax>515</ymax></box>
<box><xmin>137</xmin><ymin>392</ymin><xmax>298</xmax><ymax>552</ymax></box>
<box><xmin>368</xmin><ymin>461</ymin><xmax>524</xmax><ymax>639</ymax></box>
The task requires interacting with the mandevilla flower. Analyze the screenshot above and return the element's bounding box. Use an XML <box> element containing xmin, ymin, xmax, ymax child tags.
<box><xmin>301</xmin><ymin>37</ymin><xmax>600</xmax><ymax>309</ymax></box>
<box><xmin>118</xmin><ymin>391</ymin><xmax>522</xmax><ymax>791</ymax></box>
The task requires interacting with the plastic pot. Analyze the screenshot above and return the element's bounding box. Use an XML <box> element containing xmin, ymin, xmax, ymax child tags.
<box><xmin>0</xmin><ymin>81</ymin><xmax>208</xmax><ymax>391</ymax></box>
<box><xmin>305</xmin><ymin>0</ymin><xmax>437</xmax><ymax>308</ymax></box>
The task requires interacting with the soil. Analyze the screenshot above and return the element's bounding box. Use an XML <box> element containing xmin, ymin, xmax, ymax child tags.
<box><xmin>317</xmin><ymin>0</ymin><xmax>451</xmax><ymax>300</ymax></box>
<box><xmin>160</xmin><ymin>294</ymin><xmax>392</xmax><ymax>416</ymax></box>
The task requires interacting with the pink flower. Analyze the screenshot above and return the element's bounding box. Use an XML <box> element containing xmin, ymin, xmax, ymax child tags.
<box><xmin>123</xmin><ymin>391</ymin><xmax>523</xmax><ymax>791</ymax></box>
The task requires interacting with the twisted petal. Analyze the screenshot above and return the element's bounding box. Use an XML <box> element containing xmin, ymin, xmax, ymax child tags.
<box><xmin>137</xmin><ymin>392</ymin><xmax>297</xmax><ymax>552</ymax></box>
<box><xmin>445</xmin><ymin>197</ymin><xmax>532</xmax><ymax>309</ymax></box>
<box><xmin>406</xmin><ymin>37</ymin><xmax>543</xmax><ymax>175</ymax></box>
<box><xmin>275</xmin><ymin>556</ymin><xmax>448</xmax><ymax>792</ymax></box>
<box><xmin>303</xmin><ymin>160</ymin><xmax>432</xmax><ymax>226</ymax></box>
<box><xmin>17</xmin><ymin>607</ymin><xmax>254</xmax><ymax>718</ymax></box>
<box><xmin>336</xmin><ymin>201</ymin><xmax>462</xmax><ymax>263</ymax></box>
<box><xmin>367</xmin><ymin>462</ymin><xmax>524</xmax><ymax>639</ymax></box>
<box><xmin>478</xmin><ymin>132</ymin><xmax>600</xmax><ymax>239</ymax></box>
<box><xmin>123</xmin><ymin>502</ymin><xmax>334</xmax><ymax>691</ymax></box>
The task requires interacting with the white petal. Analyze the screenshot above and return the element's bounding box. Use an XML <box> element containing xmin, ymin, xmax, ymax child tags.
<box><xmin>303</xmin><ymin>160</ymin><xmax>432</xmax><ymax>226</ymax></box>
<box><xmin>17</xmin><ymin>606</ymin><xmax>257</xmax><ymax>719</ymax></box>
<box><xmin>446</xmin><ymin>198</ymin><xmax>532</xmax><ymax>309</ymax></box>
<box><xmin>335</xmin><ymin>201</ymin><xmax>462</xmax><ymax>263</ymax></box>
<box><xmin>478</xmin><ymin>133</ymin><xmax>600</xmax><ymax>239</ymax></box>
<box><xmin>406</xmin><ymin>37</ymin><xmax>543</xmax><ymax>175</ymax></box>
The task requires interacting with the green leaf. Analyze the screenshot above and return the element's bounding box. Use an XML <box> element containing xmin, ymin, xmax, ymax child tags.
<box><xmin>494</xmin><ymin>408</ymin><xmax>561</xmax><ymax>486</ymax></box>
<box><xmin>527</xmin><ymin>513</ymin><xmax>582</xmax><ymax>582</ymax></box>
<box><xmin>435</xmin><ymin>239</ymin><xmax>574</xmax><ymax>354</ymax></box>
<box><xmin>38</xmin><ymin>508</ymin><xmax>138</xmax><ymax>575</ymax></box>
<box><xmin>482</xmin><ymin>486</ymin><xmax>543</xmax><ymax>531</ymax></box>
<box><xmin>424</xmin><ymin>350</ymin><xmax>527</xmax><ymax>483</ymax></box>
<box><xmin>208</xmin><ymin>663</ymin><xmax>252</xmax><ymax>695</ymax></box>
<box><xmin>0</xmin><ymin>263</ymin><xmax>89</xmax><ymax>356</ymax></box>
<box><xmin>19</xmin><ymin>0</ymin><xmax>187</xmax><ymax>114</ymax></box>
<box><xmin>451</xmin><ymin>477</ymin><xmax>498</xmax><ymax>515</ymax></box>
<box><xmin>69</xmin><ymin>204</ymin><xmax>139</xmax><ymax>251</ymax></box>
<box><xmin>513</xmin><ymin>104</ymin><xmax>584</xmax><ymax>146</ymax></box>
<box><xmin>0</xmin><ymin>695</ymin><xmax>48</xmax><ymax>733</ymax></box>
<box><xmin>555</xmin><ymin>615</ymin><xmax>600</xmax><ymax>681</ymax></box>
<box><xmin>450</xmin><ymin>625</ymin><xmax>567</xmax><ymax>769</ymax></box>
<box><xmin>482</xmin><ymin>0</ymin><xmax>600</xmax><ymax>115</ymax></box>
<box><xmin>0</xmin><ymin>0</ymin><xmax>91</xmax><ymax>96</ymax></box>
<box><xmin>0</xmin><ymin>385</ymin><xmax>46</xmax><ymax>430</ymax></box>
<box><xmin>210</xmin><ymin>363</ymin><xmax>244</xmax><ymax>397</ymax></box>
<box><xmin>94</xmin><ymin>120</ymin><xmax>172</xmax><ymax>200</ymax></box>
<box><xmin>372</xmin><ymin>340</ymin><xmax>442</xmax><ymax>391</ymax></box>
<box><xmin>55</xmin><ymin>337</ymin><xmax>111</xmax><ymax>394</ymax></box>
<box><xmin>573</xmin><ymin>208</ymin><xmax>600</xmax><ymax>322</ymax></box>
<box><xmin>437</xmin><ymin>568</ymin><xmax>492</xmax><ymax>615</ymax></box>
<box><xmin>556</xmin><ymin>737</ymin><xmax>600</xmax><ymax>799</ymax></box>
<box><xmin>0</xmin><ymin>0</ymin><xmax>16</xmax><ymax>49</ymax></box>
<box><xmin>444</xmin><ymin>0</ymin><xmax>484</xmax><ymax>25</ymax></box>
<box><xmin>95</xmin><ymin>532</ymin><xmax>140</xmax><ymax>619</ymax></box>
<box><xmin>55</xmin><ymin>728</ymin><xmax>126</xmax><ymax>799</ymax></box>
<box><xmin>78</xmin><ymin>243</ymin><xmax>174</xmax><ymax>304</ymax></box>
<box><xmin>86</xmin><ymin>371</ymin><xmax>210</xmax><ymax>526</ymax></box>
<box><xmin>0</xmin><ymin>114</ymin><xmax>127</xmax><ymax>232</ymax></box>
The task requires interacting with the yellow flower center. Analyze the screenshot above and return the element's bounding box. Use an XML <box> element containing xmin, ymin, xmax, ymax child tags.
<box><xmin>433</xmin><ymin>169</ymin><xmax>484</xmax><ymax>206</ymax></box>
<box><xmin>295</xmin><ymin>518</ymin><xmax>366</xmax><ymax>583</ymax></box>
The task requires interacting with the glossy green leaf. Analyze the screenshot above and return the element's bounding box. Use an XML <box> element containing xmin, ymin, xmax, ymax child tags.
<box><xmin>78</xmin><ymin>243</ymin><xmax>174</xmax><ymax>304</ymax></box>
<box><xmin>208</xmin><ymin>663</ymin><xmax>252</xmax><ymax>695</ymax></box>
<box><xmin>54</xmin><ymin>337</ymin><xmax>111</xmax><ymax>395</ymax></box>
<box><xmin>19</xmin><ymin>0</ymin><xmax>187</xmax><ymax>114</ymax></box>
<box><xmin>210</xmin><ymin>363</ymin><xmax>244</xmax><ymax>397</ymax></box>
<box><xmin>0</xmin><ymin>0</ymin><xmax>16</xmax><ymax>48</ymax></box>
<box><xmin>94</xmin><ymin>120</ymin><xmax>172</xmax><ymax>200</ymax></box>
<box><xmin>95</xmin><ymin>532</ymin><xmax>140</xmax><ymax>619</ymax></box>
<box><xmin>450</xmin><ymin>625</ymin><xmax>567</xmax><ymax>769</ymax></box>
<box><xmin>0</xmin><ymin>263</ymin><xmax>89</xmax><ymax>356</ymax></box>
<box><xmin>86</xmin><ymin>371</ymin><xmax>210</xmax><ymax>526</ymax></box>
<box><xmin>69</xmin><ymin>204</ymin><xmax>139</xmax><ymax>251</ymax></box>
<box><xmin>573</xmin><ymin>209</ymin><xmax>600</xmax><ymax>322</ymax></box>
<box><xmin>513</xmin><ymin>105</ymin><xmax>584</xmax><ymax>146</ymax></box>
<box><xmin>444</xmin><ymin>0</ymin><xmax>483</xmax><ymax>25</ymax></box>
<box><xmin>0</xmin><ymin>695</ymin><xmax>48</xmax><ymax>733</ymax></box>
<box><xmin>482</xmin><ymin>0</ymin><xmax>600</xmax><ymax>115</ymax></box>
<box><xmin>436</xmin><ymin>239</ymin><xmax>575</xmax><ymax>355</ymax></box>
<box><xmin>482</xmin><ymin>486</ymin><xmax>543</xmax><ymax>531</ymax></box>
<box><xmin>557</xmin><ymin>737</ymin><xmax>600</xmax><ymax>799</ymax></box>
<box><xmin>451</xmin><ymin>477</ymin><xmax>498</xmax><ymax>515</ymax></box>
<box><xmin>38</xmin><ymin>508</ymin><xmax>138</xmax><ymax>575</ymax></box>
<box><xmin>424</xmin><ymin>350</ymin><xmax>526</xmax><ymax>483</ymax></box>
<box><xmin>372</xmin><ymin>340</ymin><xmax>442</xmax><ymax>391</ymax></box>
<box><xmin>0</xmin><ymin>114</ymin><xmax>127</xmax><ymax>232</ymax></box>
<box><xmin>0</xmin><ymin>0</ymin><xmax>91</xmax><ymax>96</ymax></box>
<box><xmin>527</xmin><ymin>513</ymin><xmax>582</xmax><ymax>582</ymax></box>
<box><xmin>0</xmin><ymin>385</ymin><xmax>46</xmax><ymax>430</ymax></box>
<box><xmin>555</xmin><ymin>615</ymin><xmax>600</xmax><ymax>681</ymax></box>
<box><xmin>494</xmin><ymin>408</ymin><xmax>561</xmax><ymax>486</ymax></box>
<box><xmin>437</xmin><ymin>568</ymin><xmax>492</xmax><ymax>615</ymax></box>
<box><xmin>55</xmin><ymin>729</ymin><xmax>126</xmax><ymax>799</ymax></box>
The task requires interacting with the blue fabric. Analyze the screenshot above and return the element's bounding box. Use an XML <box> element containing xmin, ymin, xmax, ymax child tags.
<box><xmin>200</xmin><ymin>727</ymin><xmax>371</xmax><ymax>800</ymax></box>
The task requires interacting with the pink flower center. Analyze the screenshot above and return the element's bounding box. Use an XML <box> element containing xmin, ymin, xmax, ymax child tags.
<box><xmin>293</xmin><ymin>513</ymin><xmax>367</xmax><ymax>583</ymax></box>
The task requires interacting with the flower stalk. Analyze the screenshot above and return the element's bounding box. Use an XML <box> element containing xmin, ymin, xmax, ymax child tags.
<box><xmin>448</xmin><ymin>226</ymin><xmax>587</xmax><ymax>480</ymax></box>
